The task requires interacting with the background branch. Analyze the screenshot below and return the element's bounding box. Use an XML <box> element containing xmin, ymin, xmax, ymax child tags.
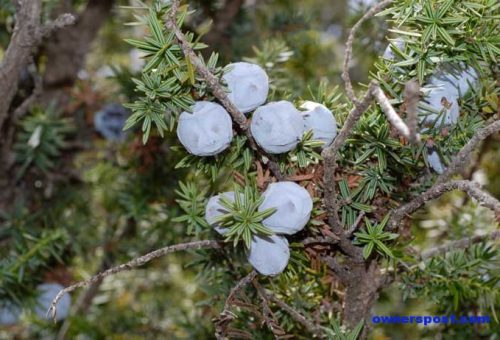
<box><xmin>0</xmin><ymin>0</ymin><xmax>42</xmax><ymax>131</ymax></box>
<box><xmin>389</xmin><ymin>180</ymin><xmax>500</xmax><ymax>230</ymax></box>
<box><xmin>48</xmin><ymin>240</ymin><xmax>222</xmax><ymax>320</ymax></box>
<box><xmin>342</xmin><ymin>0</ymin><xmax>393</xmax><ymax>106</ymax></box>
<box><xmin>421</xmin><ymin>230</ymin><xmax>500</xmax><ymax>260</ymax></box>
<box><xmin>436</xmin><ymin>120</ymin><xmax>500</xmax><ymax>184</ymax></box>
<box><xmin>41</xmin><ymin>0</ymin><xmax>114</xmax><ymax>105</ymax></box>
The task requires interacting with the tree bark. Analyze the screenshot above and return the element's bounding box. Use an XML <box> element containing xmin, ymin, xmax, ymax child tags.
<box><xmin>0</xmin><ymin>0</ymin><xmax>42</xmax><ymax>132</ymax></box>
<box><xmin>343</xmin><ymin>260</ymin><xmax>383</xmax><ymax>332</ymax></box>
<box><xmin>41</xmin><ymin>0</ymin><xmax>114</xmax><ymax>105</ymax></box>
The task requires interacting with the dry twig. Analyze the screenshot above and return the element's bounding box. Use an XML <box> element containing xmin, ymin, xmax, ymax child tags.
<box><xmin>252</xmin><ymin>280</ymin><xmax>288</xmax><ymax>339</ymax></box>
<box><xmin>215</xmin><ymin>270</ymin><xmax>258</xmax><ymax>339</ymax></box>
<box><xmin>388</xmin><ymin>180</ymin><xmax>500</xmax><ymax>230</ymax></box>
<box><xmin>421</xmin><ymin>230</ymin><xmax>500</xmax><ymax>260</ymax></box>
<box><xmin>48</xmin><ymin>240</ymin><xmax>222</xmax><ymax>320</ymax></box>
<box><xmin>436</xmin><ymin>120</ymin><xmax>500</xmax><ymax>184</ymax></box>
<box><xmin>342</xmin><ymin>0</ymin><xmax>393</xmax><ymax>105</ymax></box>
<box><xmin>253</xmin><ymin>281</ymin><xmax>324</xmax><ymax>338</ymax></box>
<box><xmin>373</xmin><ymin>85</ymin><xmax>420</xmax><ymax>142</ymax></box>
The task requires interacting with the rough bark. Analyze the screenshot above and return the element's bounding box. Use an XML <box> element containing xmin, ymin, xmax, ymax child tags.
<box><xmin>0</xmin><ymin>0</ymin><xmax>42</xmax><ymax>132</ymax></box>
<box><xmin>343</xmin><ymin>261</ymin><xmax>383</xmax><ymax>331</ymax></box>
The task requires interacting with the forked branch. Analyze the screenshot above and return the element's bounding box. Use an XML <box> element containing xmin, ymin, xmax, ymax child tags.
<box><xmin>389</xmin><ymin>180</ymin><xmax>500</xmax><ymax>230</ymax></box>
<box><xmin>342</xmin><ymin>0</ymin><xmax>393</xmax><ymax>105</ymax></box>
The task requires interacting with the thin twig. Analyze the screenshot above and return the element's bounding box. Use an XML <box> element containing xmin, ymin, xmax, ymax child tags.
<box><xmin>221</xmin><ymin>270</ymin><xmax>257</xmax><ymax>317</ymax></box>
<box><xmin>215</xmin><ymin>270</ymin><xmax>257</xmax><ymax>339</ymax></box>
<box><xmin>388</xmin><ymin>180</ymin><xmax>500</xmax><ymax>230</ymax></box>
<box><xmin>252</xmin><ymin>280</ymin><xmax>287</xmax><ymax>339</ymax></box>
<box><xmin>266</xmin><ymin>290</ymin><xmax>325</xmax><ymax>338</ymax></box>
<box><xmin>165</xmin><ymin>0</ymin><xmax>284</xmax><ymax>180</ymax></box>
<box><xmin>342</xmin><ymin>0</ymin><xmax>393</xmax><ymax>106</ymax></box>
<box><xmin>420</xmin><ymin>230</ymin><xmax>500</xmax><ymax>260</ymax></box>
<box><xmin>165</xmin><ymin>0</ymin><xmax>247</xmax><ymax>130</ymax></box>
<box><xmin>253</xmin><ymin>280</ymin><xmax>324</xmax><ymax>337</ymax></box>
<box><xmin>436</xmin><ymin>120</ymin><xmax>500</xmax><ymax>184</ymax></box>
<box><xmin>48</xmin><ymin>240</ymin><xmax>223</xmax><ymax>320</ymax></box>
<box><xmin>346</xmin><ymin>211</ymin><xmax>365</xmax><ymax>237</ymax></box>
<box><xmin>301</xmin><ymin>236</ymin><xmax>339</xmax><ymax>246</ymax></box>
<box><xmin>373</xmin><ymin>85</ymin><xmax>420</xmax><ymax>142</ymax></box>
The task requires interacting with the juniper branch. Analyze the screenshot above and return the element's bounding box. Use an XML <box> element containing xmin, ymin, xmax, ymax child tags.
<box><xmin>436</xmin><ymin>120</ymin><xmax>500</xmax><ymax>184</ymax></box>
<box><xmin>373</xmin><ymin>85</ymin><xmax>420</xmax><ymax>142</ymax></box>
<box><xmin>165</xmin><ymin>0</ymin><xmax>247</xmax><ymax>130</ymax></box>
<box><xmin>253</xmin><ymin>281</ymin><xmax>324</xmax><ymax>337</ymax></box>
<box><xmin>342</xmin><ymin>0</ymin><xmax>393</xmax><ymax>106</ymax></box>
<box><xmin>388</xmin><ymin>180</ymin><xmax>500</xmax><ymax>230</ymax></box>
<box><xmin>420</xmin><ymin>230</ymin><xmax>500</xmax><ymax>260</ymax></box>
<box><xmin>321</xmin><ymin>82</ymin><xmax>376</xmax><ymax>259</ymax></box>
<box><xmin>403</xmin><ymin>79</ymin><xmax>420</xmax><ymax>144</ymax></box>
<box><xmin>48</xmin><ymin>240</ymin><xmax>222</xmax><ymax>321</ymax></box>
<box><xmin>165</xmin><ymin>0</ymin><xmax>284</xmax><ymax>180</ymax></box>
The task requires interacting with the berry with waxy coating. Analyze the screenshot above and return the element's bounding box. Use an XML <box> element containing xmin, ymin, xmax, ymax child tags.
<box><xmin>94</xmin><ymin>103</ymin><xmax>129</xmax><ymax>141</ymax></box>
<box><xmin>177</xmin><ymin>101</ymin><xmax>233</xmax><ymax>156</ymax></box>
<box><xmin>430</xmin><ymin>63</ymin><xmax>478</xmax><ymax>98</ymax></box>
<box><xmin>205</xmin><ymin>191</ymin><xmax>240</xmax><ymax>235</ymax></box>
<box><xmin>259</xmin><ymin>181</ymin><xmax>313</xmax><ymax>235</ymax></box>
<box><xmin>301</xmin><ymin>101</ymin><xmax>337</xmax><ymax>148</ymax></box>
<box><xmin>247</xmin><ymin>235</ymin><xmax>290</xmax><ymax>276</ymax></box>
<box><xmin>223</xmin><ymin>62</ymin><xmax>269</xmax><ymax>113</ymax></box>
<box><xmin>419</xmin><ymin>82</ymin><xmax>460</xmax><ymax>126</ymax></box>
<box><xmin>0</xmin><ymin>303</ymin><xmax>21</xmax><ymax>325</ymax></box>
<box><xmin>382</xmin><ymin>38</ymin><xmax>405</xmax><ymax>61</ymax></box>
<box><xmin>427</xmin><ymin>148</ymin><xmax>445</xmax><ymax>174</ymax></box>
<box><xmin>251</xmin><ymin>101</ymin><xmax>304</xmax><ymax>154</ymax></box>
